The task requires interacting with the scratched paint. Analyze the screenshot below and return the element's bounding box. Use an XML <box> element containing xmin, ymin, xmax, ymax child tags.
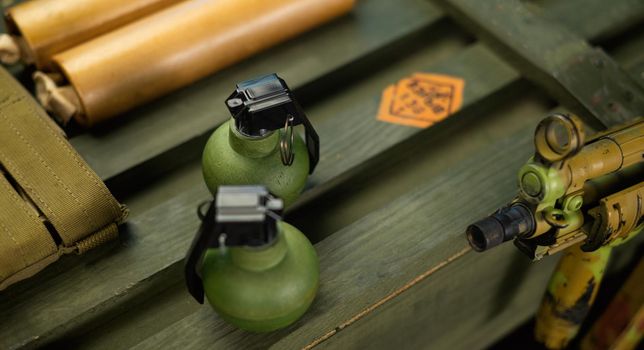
<box><xmin>535</xmin><ymin>244</ymin><xmax>612</xmax><ymax>349</ymax></box>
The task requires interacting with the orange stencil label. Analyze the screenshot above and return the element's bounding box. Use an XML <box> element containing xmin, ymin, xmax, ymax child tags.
<box><xmin>377</xmin><ymin>73</ymin><xmax>465</xmax><ymax>128</ymax></box>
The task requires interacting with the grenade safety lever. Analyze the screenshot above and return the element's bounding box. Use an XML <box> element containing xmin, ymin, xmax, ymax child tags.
<box><xmin>185</xmin><ymin>186</ymin><xmax>284</xmax><ymax>303</ymax></box>
<box><xmin>226</xmin><ymin>73</ymin><xmax>320</xmax><ymax>172</ymax></box>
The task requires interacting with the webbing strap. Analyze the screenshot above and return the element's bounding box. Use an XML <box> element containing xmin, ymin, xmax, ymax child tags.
<box><xmin>0</xmin><ymin>66</ymin><xmax>126</xmax><ymax>290</ymax></box>
<box><xmin>0</xmin><ymin>68</ymin><xmax>125</xmax><ymax>246</ymax></box>
<box><xmin>0</xmin><ymin>172</ymin><xmax>58</xmax><ymax>286</ymax></box>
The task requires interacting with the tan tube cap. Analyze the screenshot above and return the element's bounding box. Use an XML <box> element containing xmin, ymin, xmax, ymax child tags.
<box><xmin>33</xmin><ymin>71</ymin><xmax>82</xmax><ymax>125</ymax></box>
<box><xmin>0</xmin><ymin>34</ymin><xmax>20</xmax><ymax>65</ymax></box>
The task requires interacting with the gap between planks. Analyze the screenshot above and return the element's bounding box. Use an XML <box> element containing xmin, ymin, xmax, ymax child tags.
<box><xmin>302</xmin><ymin>246</ymin><xmax>472</xmax><ymax>350</ymax></box>
<box><xmin>0</xmin><ymin>1</ymin><xmax>640</xmax><ymax>348</ymax></box>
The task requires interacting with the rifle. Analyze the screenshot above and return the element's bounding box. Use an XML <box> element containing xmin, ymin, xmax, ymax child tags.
<box><xmin>466</xmin><ymin>113</ymin><xmax>643</xmax><ymax>349</ymax></box>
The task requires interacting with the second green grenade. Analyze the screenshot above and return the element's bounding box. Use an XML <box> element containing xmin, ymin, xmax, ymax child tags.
<box><xmin>185</xmin><ymin>186</ymin><xmax>319</xmax><ymax>332</ymax></box>
<box><xmin>202</xmin><ymin>74</ymin><xmax>319</xmax><ymax>206</ymax></box>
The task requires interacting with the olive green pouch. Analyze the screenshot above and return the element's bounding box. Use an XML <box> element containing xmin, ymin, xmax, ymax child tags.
<box><xmin>0</xmin><ymin>67</ymin><xmax>127</xmax><ymax>290</ymax></box>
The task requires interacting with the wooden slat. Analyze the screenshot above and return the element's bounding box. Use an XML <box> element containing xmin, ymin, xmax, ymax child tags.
<box><xmin>67</xmin><ymin>0</ymin><xmax>445</xmax><ymax>183</ymax></box>
<box><xmin>296</xmin><ymin>43</ymin><xmax>516</xmax><ymax>204</ymax></box>
<box><xmin>0</xmin><ymin>22</ymin><xmax>471</xmax><ymax>350</ymax></box>
<box><xmin>130</xmin><ymin>248</ymin><xmax>557</xmax><ymax>350</ymax></box>
<box><xmin>1</xmin><ymin>1</ymin><xmax>642</xmax><ymax>349</ymax></box>
<box><xmin>114</xmin><ymin>55</ymin><xmax>644</xmax><ymax>347</ymax></box>
<box><xmin>315</xmin><ymin>247</ymin><xmax>555</xmax><ymax>350</ymax></box>
<box><xmin>434</xmin><ymin>0</ymin><xmax>644</xmax><ymax>129</ymax></box>
<box><xmin>77</xmin><ymin>32</ymin><xmax>644</xmax><ymax>350</ymax></box>
<box><xmin>525</xmin><ymin>0</ymin><xmax>644</xmax><ymax>41</ymax></box>
<box><xmin>72</xmin><ymin>88</ymin><xmax>644</xmax><ymax>350</ymax></box>
<box><xmin>313</xmin><ymin>241</ymin><xmax>643</xmax><ymax>350</ymax></box>
<box><xmin>66</xmin><ymin>89</ymin><xmax>555</xmax><ymax>349</ymax></box>
<box><xmin>68</xmin><ymin>0</ymin><xmax>644</xmax><ymax>189</ymax></box>
<box><xmin>124</xmin><ymin>114</ymin><xmax>642</xmax><ymax>349</ymax></box>
<box><xmin>2</xmin><ymin>2</ymin><xmax>641</xmax><ymax>346</ymax></box>
<box><xmin>66</xmin><ymin>56</ymin><xmax>644</xmax><ymax>350</ymax></box>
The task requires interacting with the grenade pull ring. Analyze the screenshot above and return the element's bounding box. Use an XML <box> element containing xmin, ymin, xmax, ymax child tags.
<box><xmin>226</xmin><ymin>73</ymin><xmax>320</xmax><ymax>173</ymax></box>
<box><xmin>280</xmin><ymin>116</ymin><xmax>295</xmax><ymax>166</ymax></box>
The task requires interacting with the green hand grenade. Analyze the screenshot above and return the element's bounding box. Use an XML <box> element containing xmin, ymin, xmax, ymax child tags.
<box><xmin>185</xmin><ymin>186</ymin><xmax>319</xmax><ymax>332</ymax></box>
<box><xmin>202</xmin><ymin>74</ymin><xmax>319</xmax><ymax>207</ymax></box>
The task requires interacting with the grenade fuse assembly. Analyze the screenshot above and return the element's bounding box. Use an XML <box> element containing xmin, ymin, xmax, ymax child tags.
<box><xmin>202</xmin><ymin>74</ymin><xmax>319</xmax><ymax>207</ymax></box>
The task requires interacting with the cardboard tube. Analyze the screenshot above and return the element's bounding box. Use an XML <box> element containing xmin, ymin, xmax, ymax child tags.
<box><xmin>4</xmin><ymin>0</ymin><xmax>182</xmax><ymax>68</ymax></box>
<box><xmin>50</xmin><ymin>0</ymin><xmax>355</xmax><ymax>126</ymax></box>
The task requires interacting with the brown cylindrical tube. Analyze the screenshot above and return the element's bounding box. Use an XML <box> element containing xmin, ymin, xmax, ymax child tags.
<box><xmin>50</xmin><ymin>0</ymin><xmax>355</xmax><ymax>126</ymax></box>
<box><xmin>4</xmin><ymin>0</ymin><xmax>182</xmax><ymax>68</ymax></box>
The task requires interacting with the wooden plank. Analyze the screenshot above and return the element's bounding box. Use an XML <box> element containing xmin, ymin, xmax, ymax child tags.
<box><xmin>0</xmin><ymin>26</ymin><xmax>472</xmax><ymax>350</ymax></box>
<box><xmin>69</xmin><ymin>32</ymin><xmax>644</xmax><ymax>350</ymax></box>
<box><xmin>524</xmin><ymin>0</ymin><xmax>644</xmax><ymax>42</ymax></box>
<box><xmin>3</xmin><ymin>5</ymin><xmax>641</xmax><ymax>345</ymax></box>
<box><xmin>609</xmin><ymin>26</ymin><xmax>644</xmax><ymax>72</ymax></box>
<box><xmin>48</xmin><ymin>50</ymin><xmax>644</xmax><ymax>350</ymax></box>
<box><xmin>434</xmin><ymin>0</ymin><xmax>644</xmax><ymax>129</ymax></box>
<box><xmin>67</xmin><ymin>0</ymin><xmax>644</xmax><ymax>189</ymax></box>
<box><xmin>77</xmin><ymin>90</ymin><xmax>644</xmax><ymax>350</ymax></box>
<box><xmin>294</xmin><ymin>43</ymin><xmax>517</xmax><ymax>208</ymax></box>
<box><xmin>66</xmin><ymin>0</ymin><xmax>446</xmax><ymax>183</ymax></box>
<box><xmin>123</xmin><ymin>105</ymin><xmax>601</xmax><ymax>349</ymax></box>
<box><xmin>63</xmin><ymin>90</ymin><xmax>555</xmax><ymax>350</ymax></box>
<box><xmin>115</xmin><ymin>98</ymin><xmax>644</xmax><ymax>350</ymax></box>
<box><xmin>125</xmin><ymin>115</ymin><xmax>548</xmax><ymax>349</ymax></box>
<box><xmin>316</xmin><ymin>247</ymin><xmax>556</xmax><ymax>350</ymax></box>
<box><xmin>312</xmin><ymin>71</ymin><xmax>644</xmax><ymax>350</ymax></box>
<box><xmin>1</xmin><ymin>3</ymin><xmax>641</xmax><ymax>349</ymax></box>
<box><xmin>314</xmin><ymin>240</ymin><xmax>644</xmax><ymax>350</ymax></box>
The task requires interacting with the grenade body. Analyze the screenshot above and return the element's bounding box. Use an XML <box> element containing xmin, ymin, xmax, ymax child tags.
<box><xmin>201</xmin><ymin>222</ymin><xmax>319</xmax><ymax>332</ymax></box>
<box><xmin>202</xmin><ymin>119</ymin><xmax>310</xmax><ymax>206</ymax></box>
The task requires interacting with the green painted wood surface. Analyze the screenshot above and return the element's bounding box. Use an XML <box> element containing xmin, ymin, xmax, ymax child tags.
<box><xmin>524</xmin><ymin>0</ymin><xmax>644</xmax><ymax>41</ymax></box>
<box><xmin>60</xmin><ymin>93</ymin><xmax>643</xmax><ymax>350</ymax></box>
<box><xmin>316</xmin><ymin>247</ymin><xmax>555</xmax><ymax>350</ymax></box>
<box><xmin>118</xmin><ymin>107</ymin><xmax>642</xmax><ymax>350</ymax></box>
<box><xmin>0</xmin><ymin>34</ymin><xmax>472</xmax><ymax>350</ymax></box>
<box><xmin>314</xmin><ymin>240</ymin><xmax>643</xmax><ymax>350</ymax></box>
<box><xmin>435</xmin><ymin>0</ymin><xmax>644</xmax><ymax>129</ymax></box>
<box><xmin>75</xmin><ymin>91</ymin><xmax>553</xmax><ymax>349</ymax></box>
<box><xmin>59</xmin><ymin>78</ymin><xmax>554</xmax><ymax>350</ymax></box>
<box><xmin>60</xmin><ymin>0</ymin><xmax>644</xmax><ymax>188</ymax></box>
<box><xmin>2</xmin><ymin>5</ymin><xmax>641</xmax><ymax>348</ymax></box>
<box><xmin>0</xmin><ymin>0</ymin><xmax>642</xmax><ymax>349</ymax></box>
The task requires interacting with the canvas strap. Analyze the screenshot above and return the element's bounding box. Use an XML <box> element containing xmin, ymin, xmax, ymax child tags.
<box><xmin>0</xmin><ymin>171</ymin><xmax>58</xmax><ymax>290</ymax></box>
<box><xmin>0</xmin><ymin>67</ymin><xmax>127</xmax><ymax>290</ymax></box>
